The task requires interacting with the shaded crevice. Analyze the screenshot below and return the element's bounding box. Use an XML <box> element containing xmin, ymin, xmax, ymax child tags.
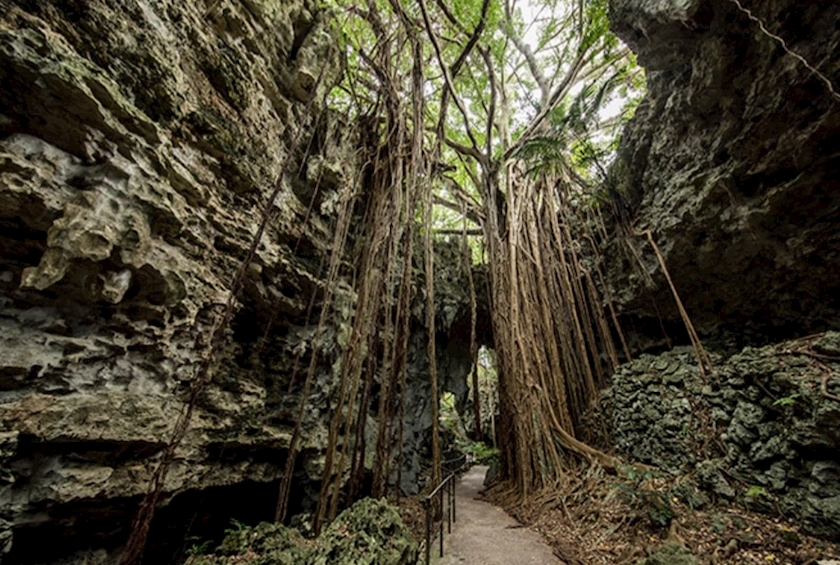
<box><xmin>12</xmin><ymin>435</ymin><xmax>167</xmax><ymax>465</ymax></box>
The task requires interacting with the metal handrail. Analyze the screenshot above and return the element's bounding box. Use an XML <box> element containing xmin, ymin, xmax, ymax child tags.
<box><xmin>422</xmin><ymin>473</ymin><xmax>456</xmax><ymax>565</ymax></box>
<box><xmin>441</xmin><ymin>453</ymin><xmax>468</xmax><ymax>474</ymax></box>
<box><xmin>422</xmin><ymin>454</ymin><xmax>470</xmax><ymax>565</ymax></box>
<box><xmin>421</xmin><ymin>456</ymin><xmax>468</xmax><ymax>565</ymax></box>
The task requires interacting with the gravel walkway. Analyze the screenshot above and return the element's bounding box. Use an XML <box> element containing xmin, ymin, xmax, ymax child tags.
<box><xmin>434</xmin><ymin>465</ymin><xmax>563</xmax><ymax>565</ymax></box>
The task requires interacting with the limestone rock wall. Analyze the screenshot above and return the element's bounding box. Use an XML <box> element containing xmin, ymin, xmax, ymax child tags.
<box><xmin>0</xmin><ymin>1</ymin><xmax>352</xmax><ymax>562</ymax></box>
<box><xmin>606</xmin><ymin>0</ymin><xmax>840</xmax><ymax>347</ymax></box>
<box><xmin>399</xmin><ymin>241</ymin><xmax>492</xmax><ymax>494</ymax></box>
<box><xmin>602</xmin><ymin>333</ymin><xmax>840</xmax><ymax>540</ymax></box>
<box><xmin>0</xmin><ymin>3</ymin><xmax>484</xmax><ymax>561</ymax></box>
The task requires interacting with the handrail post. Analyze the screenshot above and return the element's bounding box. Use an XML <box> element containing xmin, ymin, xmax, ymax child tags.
<box><xmin>423</xmin><ymin>465</ymin><xmax>468</xmax><ymax>564</ymax></box>
<box><xmin>439</xmin><ymin>490</ymin><xmax>444</xmax><ymax>557</ymax></box>
<box><xmin>423</xmin><ymin>498</ymin><xmax>431</xmax><ymax>565</ymax></box>
<box><xmin>447</xmin><ymin>477</ymin><xmax>452</xmax><ymax>533</ymax></box>
<box><xmin>452</xmin><ymin>474</ymin><xmax>457</xmax><ymax>522</ymax></box>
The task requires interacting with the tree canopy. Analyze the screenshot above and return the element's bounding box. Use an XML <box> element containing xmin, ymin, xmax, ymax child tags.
<box><xmin>327</xmin><ymin>0</ymin><xmax>643</xmax><ymax>238</ymax></box>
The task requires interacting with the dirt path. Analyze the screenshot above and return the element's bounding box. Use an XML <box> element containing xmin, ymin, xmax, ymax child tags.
<box><xmin>434</xmin><ymin>466</ymin><xmax>563</xmax><ymax>565</ymax></box>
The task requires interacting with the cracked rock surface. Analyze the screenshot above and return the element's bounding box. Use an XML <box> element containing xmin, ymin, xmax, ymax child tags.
<box><xmin>602</xmin><ymin>332</ymin><xmax>840</xmax><ymax>539</ymax></box>
<box><xmin>0</xmin><ymin>3</ymin><xmax>485</xmax><ymax>562</ymax></box>
<box><xmin>0</xmin><ymin>1</ymin><xmax>351</xmax><ymax>562</ymax></box>
<box><xmin>606</xmin><ymin>0</ymin><xmax>840</xmax><ymax>348</ymax></box>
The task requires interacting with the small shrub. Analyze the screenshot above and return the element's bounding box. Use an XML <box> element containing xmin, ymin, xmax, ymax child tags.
<box><xmin>185</xmin><ymin>537</ymin><xmax>213</xmax><ymax>556</ymax></box>
<box><xmin>615</xmin><ymin>465</ymin><xmax>674</xmax><ymax>528</ymax></box>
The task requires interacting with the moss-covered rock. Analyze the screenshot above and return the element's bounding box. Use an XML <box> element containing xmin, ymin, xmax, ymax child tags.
<box><xmin>185</xmin><ymin>521</ymin><xmax>311</xmax><ymax>565</ymax></box>
<box><xmin>311</xmin><ymin>498</ymin><xmax>418</xmax><ymax>565</ymax></box>
<box><xmin>184</xmin><ymin>498</ymin><xmax>416</xmax><ymax>565</ymax></box>
<box><xmin>185</xmin><ymin>522</ymin><xmax>313</xmax><ymax>565</ymax></box>
<box><xmin>0</xmin><ymin>1</ymin><xmax>353</xmax><ymax>561</ymax></box>
<box><xmin>216</xmin><ymin>522</ymin><xmax>311</xmax><ymax>564</ymax></box>
<box><xmin>604</xmin><ymin>333</ymin><xmax>840</xmax><ymax>540</ymax></box>
<box><xmin>636</xmin><ymin>542</ymin><xmax>698</xmax><ymax>565</ymax></box>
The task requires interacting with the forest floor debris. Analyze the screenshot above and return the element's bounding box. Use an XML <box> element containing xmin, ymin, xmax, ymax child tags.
<box><xmin>490</xmin><ymin>466</ymin><xmax>840</xmax><ymax>565</ymax></box>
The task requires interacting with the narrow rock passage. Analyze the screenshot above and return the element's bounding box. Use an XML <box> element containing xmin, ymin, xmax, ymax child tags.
<box><xmin>435</xmin><ymin>466</ymin><xmax>563</xmax><ymax>565</ymax></box>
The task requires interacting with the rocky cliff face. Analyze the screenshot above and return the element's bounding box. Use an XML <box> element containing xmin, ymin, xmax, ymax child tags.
<box><xmin>0</xmin><ymin>1</ymin><xmax>355</xmax><ymax>563</ymax></box>
<box><xmin>606</xmin><ymin>0</ymin><xmax>840</xmax><ymax>349</ymax></box>
<box><xmin>602</xmin><ymin>332</ymin><xmax>840</xmax><ymax>540</ymax></box>
<box><xmin>0</xmin><ymin>3</ymin><xmax>483</xmax><ymax>562</ymax></box>
<box><xmin>399</xmin><ymin>242</ymin><xmax>492</xmax><ymax>494</ymax></box>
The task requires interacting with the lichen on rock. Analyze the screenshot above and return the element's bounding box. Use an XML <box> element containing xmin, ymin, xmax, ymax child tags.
<box><xmin>0</xmin><ymin>0</ymin><xmax>352</xmax><ymax>561</ymax></box>
<box><xmin>311</xmin><ymin>497</ymin><xmax>418</xmax><ymax>565</ymax></box>
<box><xmin>604</xmin><ymin>0</ymin><xmax>840</xmax><ymax>349</ymax></box>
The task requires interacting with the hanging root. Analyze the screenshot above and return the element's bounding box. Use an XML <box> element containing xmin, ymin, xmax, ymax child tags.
<box><xmin>312</xmin><ymin>3</ymin><xmax>435</xmax><ymax>532</ymax></box>
<box><xmin>462</xmin><ymin>206</ymin><xmax>482</xmax><ymax>440</ymax></box>
<box><xmin>727</xmin><ymin>0</ymin><xmax>840</xmax><ymax>103</ymax></box>
<box><xmin>638</xmin><ymin>230</ymin><xmax>715</xmax><ymax>380</ymax></box>
<box><xmin>482</xmin><ymin>168</ymin><xmax>623</xmax><ymax>495</ymax></box>
<box><xmin>276</xmin><ymin>181</ymin><xmax>355</xmax><ymax>523</ymax></box>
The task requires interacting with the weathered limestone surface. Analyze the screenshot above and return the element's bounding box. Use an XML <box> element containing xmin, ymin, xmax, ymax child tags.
<box><xmin>602</xmin><ymin>332</ymin><xmax>840</xmax><ymax>540</ymax></box>
<box><xmin>607</xmin><ymin>0</ymin><xmax>840</xmax><ymax>346</ymax></box>
<box><xmin>0</xmin><ymin>3</ymin><xmax>483</xmax><ymax>562</ymax></box>
<box><xmin>0</xmin><ymin>1</ymin><xmax>352</xmax><ymax>562</ymax></box>
<box><xmin>604</xmin><ymin>0</ymin><xmax>840</xmax><ymax>541</ymax></box>
<box><xmin>399</xmin><ymin>242</ymin><xmax>492</xmax><ymax>495</ymax></box>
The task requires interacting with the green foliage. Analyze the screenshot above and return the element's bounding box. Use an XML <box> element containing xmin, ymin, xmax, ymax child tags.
<box><xmin>461</xmin><ymin>440</ymin><xmax>498</xmax><ymax>462</ymax></box>
<box><xmin>619</xmin><ymin>465</ymin><xmax>663</xmax><ymax>483</ymax></box>
<box><xmin>745</xmin><ymin>485</ymin><xmax>768</xmax><ymax>498</ymax></box>
<box><xmin>615</xmin><ymin>465</ymin><xmax>674</xmax><ymax>528</ymax></box>
<box><xmin>313</xmin><ymin>498</ymin><xmax>418</xmax><ymax>565</ymax></box>
<box><xmin>772</xmin><ymin>393</ymin><xmax>800</xmax><ymax>407</ymax></box>
<box><xmin>210</xmin><ymin>521</ymin><xmax>312</xmax><ymax>564</ymax></box>
<box><xmin>186</xmin><ymin>538</ymin><xmax>213</xmax><ymax>557</ymax></box>
<box><xmin>439</xmin><ymin>391</ymin><xmax>461</xmax><ymax>435</ymax></box>
<box><xmin>184</xmin><ymin>557</ymin><xmax>226</xmax><ymax>565</ymax></box>
<box><xmin>324</xmin><ymin>0</ymin><xmax>646</xmax><ymax>235</ymax></box>
<box><xmin>440</xmin><ymin>383</ymin><xmax>498</xmax><ymax>465</ymax></box>
<box><xmin>225</xmin><ymin>518</ymin><xmax>247</xmax><ymax>535</ymax></box>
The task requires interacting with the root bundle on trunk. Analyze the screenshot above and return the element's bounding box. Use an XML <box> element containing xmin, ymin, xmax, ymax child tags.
<box><xmin>483</xmin><ymin>169</ymin><xmax>623</xmax><ymax>499</ymax></box>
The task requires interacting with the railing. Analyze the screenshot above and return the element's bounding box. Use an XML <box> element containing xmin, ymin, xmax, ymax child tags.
<box><xmin>422</xmin><ymin>473</ymin><xmax>456</xmax><ymax>565</ymax></box>
<box><xmin>442</xmin><ymin>453</ymin><xmax>468</xmax><ymax>474</ymax></box>
<box><xmin>421</xmin><ymin>454</ymin><xmax>468</xmax><ymax>565</ymax></box>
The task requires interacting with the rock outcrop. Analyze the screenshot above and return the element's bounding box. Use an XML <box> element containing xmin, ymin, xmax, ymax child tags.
<box><xmin>603</xmin><ymin>332</ymin><xmax>840</xmax><ymax>540</ymax></box>
<box><xmin>399</xmin><ymin>241</ymin><xmax>492</xmax><ymax>493</ymax></box>
<box><xmin>0</xmin><ymin>1</ymin><xmax>357</xmax><ymax>562</ymax></box>
<box><xmin>606</xmin><ymin>0</ymin><xmax>840</xmax><ymax>348</ymax></box>
<box><xmin>0</xmin><ymin>3</ymin><xmax>486</xmax><ymax>561</ymax></box>
<box><xmin>184</xmin><ymin>497</ymin><xmax>418</xmax><ymax>565</ymax></box>
<box><xmin>603</xmin><ymin>0</ymin><xmax>840</xmax><ymax>541</ymax></box>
